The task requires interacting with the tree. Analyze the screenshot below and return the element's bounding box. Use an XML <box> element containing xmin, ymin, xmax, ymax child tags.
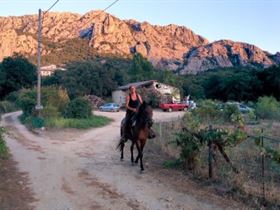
<box><xmin>129</xmin><ymin>53</ymin><xmax>155</xmax><ymax>82</ymax></box>
<box><xmin>257</xmin><ymin>65</ymin><xmax>280</xmax><ymax>100</ymax></box>
<box><xmin>0</xmin><ymin>55</ymin><xmax>36</xmax><ymax>98</ymax></box>
<box><xmin>61</xmin><ymin>60</ymin><xmax>118</xmax><ymax>99</ymax></box>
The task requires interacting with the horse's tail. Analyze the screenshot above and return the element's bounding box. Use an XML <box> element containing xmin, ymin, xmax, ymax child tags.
<box><xmin>116</xmin><ymin>137</ymin><xmax>125</xmax><ymax>151</ymax></box>
<box><xmin>117</xmin><ymin>118</ymin><xmax>126</xmax><ymax>151</ymax></box>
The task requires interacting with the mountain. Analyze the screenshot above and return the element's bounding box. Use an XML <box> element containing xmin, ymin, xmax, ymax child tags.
<box><xmin>178</xmin><ymin>40</ymin><xmax>278</xmax><ymax>74</ymax></box>
<box><xmin>0</xmin><ymin>11</ymin><xmax>208</xmax><ymax>70</ymax></box>
<box><xmin>0</xmin><ymin>11</ymin><xmax>279</xmax><ymax>73</ymax></box>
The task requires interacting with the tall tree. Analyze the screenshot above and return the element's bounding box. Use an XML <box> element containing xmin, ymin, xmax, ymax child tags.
<box><xmin>129</xmin><ymin>53</ymin><xmax>155</xmax><ymax>82</ymax></box>
<box><xmin>0</xmin><ymin>55</ymin><xmax>36</xmax><ymax>98</ymax></box>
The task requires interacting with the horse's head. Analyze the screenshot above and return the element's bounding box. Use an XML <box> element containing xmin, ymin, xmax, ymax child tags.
<box><xmin>137</xmin><ymin>101</ymin><xmax>153</xmax><ymax>128</ymax></box>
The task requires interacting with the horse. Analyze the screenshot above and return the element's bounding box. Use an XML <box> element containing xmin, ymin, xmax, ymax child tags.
<box><xmin>117</xmin><ymin>101</ymin><xmax>154</xmax><ymax>171</ymax></box>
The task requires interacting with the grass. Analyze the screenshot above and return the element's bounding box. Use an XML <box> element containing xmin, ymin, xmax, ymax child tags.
<box><xmin>154</xmin><ymin>118</ymin><xmax>280</xmax><ymax>207</ymax></box>
<box><xmin>45</xmin><ymin>115</ymin><xmax>112</xmax><ymax>129</ymax></box>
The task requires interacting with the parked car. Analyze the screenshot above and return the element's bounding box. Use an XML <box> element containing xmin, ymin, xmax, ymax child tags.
<box><xmin>225</xmin><ymin>102</ymin><xmax>253</xmax><ymax>114</ymax></box>
<box><xmin>99</xmin><ymin>103</ymin><xmax>120</xmax><ymax>112</ymax></box>
<box><xmin>159</xmin><ymin>103</ymin><xmax>188</xmax><ymax>112</ymax></box>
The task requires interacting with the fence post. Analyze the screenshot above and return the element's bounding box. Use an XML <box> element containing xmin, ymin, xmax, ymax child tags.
<box><xmin>261</xmin><ymin>128</ymin><xmax>265</xmax><ymax>203</ymax></box>
<box><xmin>159</xmin><ymin>122</ymin><xmax>162</xmax><ymax>142</ymax></box>
<box><xmin>208</xmin><ymin>125</ymin><xmax>213</xmax><ymax>178</ymax></box>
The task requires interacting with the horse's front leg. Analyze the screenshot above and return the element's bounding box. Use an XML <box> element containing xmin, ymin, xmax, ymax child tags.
<box><xmin>139</xmin><ymin>139</ymin><xmax>147</xmax><ymax>171</ymax></box>
<box><xmin>130</xmin><ymin>141</ymin><xmax>135</xmax><ymax>164</ymax></box>
<box><xmin>134</xmin><ymin>140</ymin><xmax>141</xmax><ymax>164</ymax></box>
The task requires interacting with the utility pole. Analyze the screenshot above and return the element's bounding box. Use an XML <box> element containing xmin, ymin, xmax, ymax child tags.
<box><xmin>36</xmin><ymin>8</ymin><xmax>43</xmax><ymax>114</ymax></box>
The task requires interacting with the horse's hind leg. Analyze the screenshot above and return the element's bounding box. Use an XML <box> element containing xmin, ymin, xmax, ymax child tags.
<box><xmin>120</xmin><ymin>139</ymin><xmax>125</xmax><ymax>161</ymax></box>
<box><xmin>130</xmin><ymin>142</ymin><xmax>134</xmax><ymax>164</ymax></box>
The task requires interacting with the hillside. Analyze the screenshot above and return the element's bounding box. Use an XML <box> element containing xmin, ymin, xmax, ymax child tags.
<box><xmin>178</xmin><ymin>40</ymin><xmax>277</xmax><ymax>74</ymax></box>
<box><xmin>0</xmin><ymin>11</ymin><xmax>279</xmax><ymax>72</ymax></box>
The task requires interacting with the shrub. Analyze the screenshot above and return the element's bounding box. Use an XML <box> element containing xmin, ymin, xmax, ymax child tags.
<box><xmin>5</xmin><ymin>91</ymin><xmax>20</xmax><ymax>102</ymax></box>
<box><xmin>16</xmin><ymin>89</ymin><xmax>37</xmax><ymax>115</ymax></box>
<box><xmin>41</xmin><ymin>105</ymin><xmax>60</xmax><ymax>119</ymax></box>
<box><xmin>223</xmin><ymin>103</ymin><xmax>241</xmax><ymax>122</ymax></box>
<box><xmin>0</xmin><ymin>101</ymin><xmax>17</xmax><ymax>114</ymax></box>
<box><xmin>0</xmin><ymin>127</ymin><xmax>8</xmax><ymax>159</ymax></box>
<box><xmin>31</xmin><ymin>117</ymin><xmax>45</xmax><ymax>128</ymax></box>
<box><xmin>17</xmin><ymin>86</ymin><xmax>70</xmax><ymax>117</ymax></box>
<box><xmin>63</xmin><ymin>98</ymin><xmax>92</xmax><ymax>119</ymax></box>
<box><xmin>192</xmin><ymin>100</ymin><xmax>222</xmax><ymax>123</ymax></box>
<box><xmin>255</xmin><ymin>96</ymin><xmax>280</xmax><ymax>120</ymax></box>
<box><xmin>42</xmin><ymin>86</ymin><xmax>69</xmax><ymax>114</ymax></box>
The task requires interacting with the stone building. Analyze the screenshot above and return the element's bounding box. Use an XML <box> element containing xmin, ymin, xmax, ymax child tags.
<box><xmin>112</xmin><ymin>80</ymin><xmax>180</xmax><ymax>107</ymax></box>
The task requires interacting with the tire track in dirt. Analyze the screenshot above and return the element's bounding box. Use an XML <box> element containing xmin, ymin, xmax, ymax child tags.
<box><xmin>1</xmin><ymin>111</ymin><xmax>243</xmax><ymax>210</ymax></box>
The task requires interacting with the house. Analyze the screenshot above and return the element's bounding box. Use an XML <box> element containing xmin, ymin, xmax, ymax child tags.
<box><xmin>40</xmin><ymin>65</ymin><xmax>66</xmax><ymax>76</ymax></box>
<box><xmin>112</xmin><ymin>80</ymin><xmax>181</xmax><ymax>106</ymax></box>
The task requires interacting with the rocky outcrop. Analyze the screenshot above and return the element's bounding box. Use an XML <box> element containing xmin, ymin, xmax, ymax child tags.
<box><xmin>0</xmin><ymin>29</ymin><xmax>48</xmax><ymax>60</ymax></box>
<box><xmin>0</xmin><ymin>11</ymin><xmax>208</xmax><ymax>70</ymax></box>
<box><xmin>179</xmin><ymin>40</ymin><xmax>278</xmax><ymax>74</ymax></box>
<box><xmin>0</xmin><ymin>11</ymin><xmax>278</xmax><ymax>72</ymax></box>
<box><xmin>271</xmin><ymin>52</ymin><xmax>280</xmax><ymax>64</ymax></box>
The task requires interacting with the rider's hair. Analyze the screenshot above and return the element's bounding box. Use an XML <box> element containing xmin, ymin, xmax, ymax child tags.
<box><xmin>129</xmin><ymin>85</ymin><xmax>136</xmax><ymax>91</ymax></box>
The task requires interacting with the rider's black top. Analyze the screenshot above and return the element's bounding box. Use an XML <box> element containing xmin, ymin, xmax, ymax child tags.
<box><xmin>126</xmin><ymin>93</ymin><xmax>140</xmax><ymax>116</ymax></box>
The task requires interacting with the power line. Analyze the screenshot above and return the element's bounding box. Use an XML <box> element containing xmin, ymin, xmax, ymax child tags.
<box><xmin>44</xmin><ymin>0</ymin><xmax>61</xmax><ymax>15</ymax></box>
<box><xmin>78</xmin><ymin>0</ymin><xmax>120</xmax><ymax>28</ymax></box>
<box><xmin>42</xmin><ymin>0</ymin><xmax>61</xmax><ymax>24</ymax></box>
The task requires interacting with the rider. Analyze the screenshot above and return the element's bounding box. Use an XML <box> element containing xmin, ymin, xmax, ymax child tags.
<box><xmin>124</xmin><ymin>85</ymin><xmax>143</xmax><ymax>137</ymax></box>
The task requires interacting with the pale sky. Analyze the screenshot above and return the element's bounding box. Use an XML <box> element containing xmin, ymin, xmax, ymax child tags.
<box><xmin>1</xmin><ymin>0</ymin><xmax>279</xmax><ymax>53</ymax></box>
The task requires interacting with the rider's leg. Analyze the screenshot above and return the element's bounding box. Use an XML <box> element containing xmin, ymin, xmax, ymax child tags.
<box><xmin>124</xmin><ymin>113</ymin><xmax>132</xmax><ymax>138</ymax></box>
<box><xmin>148</xmin><ymin>127</ymin><xmax>156</xmax><ymax>139</ymax></box>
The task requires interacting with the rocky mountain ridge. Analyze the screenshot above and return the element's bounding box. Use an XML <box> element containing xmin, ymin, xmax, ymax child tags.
<box><xmin>179</xmin><ymin>40</ymin><xmax>277</xmax><ymax>74</ymax></box>
<box><xmin>0</xmin><ymin>11</ymin><xmax>279</xmax><ymax>73</ymax></box>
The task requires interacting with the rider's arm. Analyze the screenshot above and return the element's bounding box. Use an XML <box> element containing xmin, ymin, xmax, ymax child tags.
<box><xmin>138</xmin><ymin>94</ymin><xmax>143</xmax><ymax>104</ymax></box>
<box><xmin>126</xmin><ymin>95</ymin><xmax>137</xmax><ymax>112</ymax></box>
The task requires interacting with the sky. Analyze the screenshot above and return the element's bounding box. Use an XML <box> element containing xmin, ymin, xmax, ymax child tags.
<box><xmin>1</xmin><ymin>0</ymin><xmax>279</xmax><ymax>53</ymax></box>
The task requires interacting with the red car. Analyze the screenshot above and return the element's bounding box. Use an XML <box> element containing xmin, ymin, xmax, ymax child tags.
<box><xmin>159</xmin><ymin>103</ymin><xmax>188</xmax><ymax>112</ymax></box>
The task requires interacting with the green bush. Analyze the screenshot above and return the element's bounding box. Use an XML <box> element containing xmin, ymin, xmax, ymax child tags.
<box><xmin>5</xmin><ymin>91</ymin><xmax>20</xmax><ymax>102</ymax></box>
<box><xmin>223</xmin><ymin>103</ymin><xmax>241</xmax><ymax>122</ymax></box>
<box><xmin>16</xmin><ymin>89</ymin><xmax>37</xmax><ymax>115</ymax></box>
<box><xmin>31</xmin><ymin>117</ymin><xmax>45</xmax><ymax>128</ymax></box>
<box><xmin>193</xmin><ymin>100</ymin><xmax>222</xmax><ymax>123</ymax></box>
<box><xmin>42</xmin><ymin>86</ymin><xmax>70</xmax><ymax>114</ymax></box>
<box><xmin>63</xmin><ymin>98</ymin><xmax>92</xmax><ymax>119</ymax></box>
<box><xmin>0</xmin><ymin>101</ymin><xmax>17</xmax><ymax>114</ymax></box>
<box><xmin>17</xmin><ymin>86</ymin><xmax>70</xmax><ymax>117</ymax></box>
<box><xmin>255</xmin><ymin>96</ymin><xmax>280</xmax><ymax>120</ymax></box>
<box><xmin>41</xmin><ymin>105</ymin><xmax>60</xmax><ymax>119</ymax></box>
<box><xmin>0</xmin><ymin>127</ymin><xmax>8</xmax><ymax>159</ymax></box>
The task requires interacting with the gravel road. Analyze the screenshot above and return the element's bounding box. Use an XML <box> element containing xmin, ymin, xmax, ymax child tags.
<box><xmin>1</xmin><ymin>110</ymin><xmax>240</xmax><ymax>210</ymax></box>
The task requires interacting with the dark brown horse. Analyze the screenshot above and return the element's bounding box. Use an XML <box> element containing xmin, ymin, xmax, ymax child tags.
<box><xmin>117</xmin><ymin>101</ymin><xmax>154</xmax><ymax>171</ymax></box>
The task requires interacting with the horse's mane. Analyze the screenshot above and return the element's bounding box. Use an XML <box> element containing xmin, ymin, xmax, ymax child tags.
<box><xmin>135</xmin><ymin>101</ymin><xmax>152</xmax><ymax>129</ymax></box>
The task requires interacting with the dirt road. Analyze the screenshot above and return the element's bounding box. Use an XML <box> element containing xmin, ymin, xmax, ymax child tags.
<box><xmin>1</xmin><ymin>110</ymin><xmax>241</xmax><ymax>210</ymax></box>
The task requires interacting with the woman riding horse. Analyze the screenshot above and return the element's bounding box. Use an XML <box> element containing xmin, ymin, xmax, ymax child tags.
<box><xmin>119</xmin><ymin>101</ymin><xmax>154</xmax><ymax>171</ymax></box>
<box><xmin>123</xmin><ymin>85</ymin><xmax>143</xmax><ymax>139</ymax></box>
